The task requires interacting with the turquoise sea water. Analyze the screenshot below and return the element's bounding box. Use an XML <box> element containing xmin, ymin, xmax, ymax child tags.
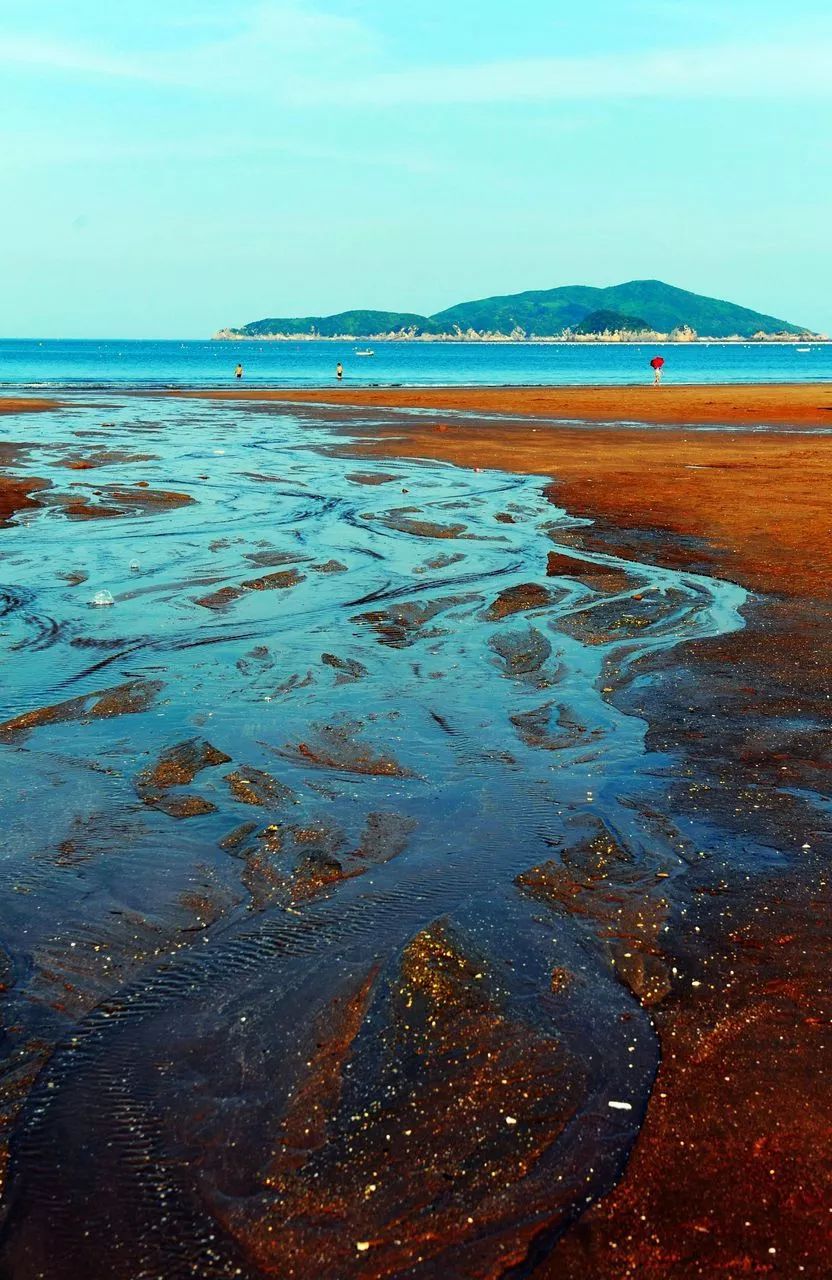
<box><xmin>1</xmin><ymin>336</ymin><xmax>830</xmax><ymax>388</ymax></box>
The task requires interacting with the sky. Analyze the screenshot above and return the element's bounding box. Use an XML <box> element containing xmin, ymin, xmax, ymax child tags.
<box><xmin>2</xmin><ymin>0</ymin><xmax>831</xmax><ymax>337</ymax></box>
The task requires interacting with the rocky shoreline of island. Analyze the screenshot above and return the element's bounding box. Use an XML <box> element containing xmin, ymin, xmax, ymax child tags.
<box><xmin>213</xmin><ymin>329</ymin><xmax>827</xmax><ymax>344</ymax></box>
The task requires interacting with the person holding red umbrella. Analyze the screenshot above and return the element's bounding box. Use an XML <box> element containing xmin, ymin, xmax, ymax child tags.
<box><xmin>650</xmin><ymin>354</ymin><xmax>665</xmax><ymax>385</ymax></box>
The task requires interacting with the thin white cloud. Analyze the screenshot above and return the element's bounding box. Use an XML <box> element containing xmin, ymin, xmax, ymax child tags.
<box><xmin>0</xmin><ymin>33</ymin><xmax>157</xmax><ymax>81</ymax></box>
<box><xmin>304</xmin><ymin>40</ymin><xmax>832</xmax><ymax>107</ymax></box>
<box><xmin>0</xmin><ymin>1</ymin><xmax>377</xmax><ymax>88</ymax></box>
<box><xmin>0</xmin><ymin>4</ymin><xmax>830</xmax><ymax>108</ymax></box>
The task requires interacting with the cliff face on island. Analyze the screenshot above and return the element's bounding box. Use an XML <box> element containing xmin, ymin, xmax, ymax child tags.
<box><xmin>214</xmin><ymin>279</ymin><xmax>823</xmax><ymax>342</ymax></box>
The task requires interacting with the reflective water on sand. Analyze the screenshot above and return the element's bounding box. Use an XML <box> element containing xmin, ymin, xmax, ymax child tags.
<box><xmin>0</xmin><ymin>398</ymin><xmax>745</xmax><ymax>1278</ymax></box>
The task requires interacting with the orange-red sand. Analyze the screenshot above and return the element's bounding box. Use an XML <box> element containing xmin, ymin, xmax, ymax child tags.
<box><xmin>0</xmin><ymin>397</ymin><xmax>59</xmax><ymax>416</ymax></box>
<box><xmin>175</xmin><ymin>381</ymin><xmax>832</xmax><ymax>430</ymax></box>
<box><xmin>176</xmin><ymin>384</ymin><xmax>832</xmax><ymax>599</ymax></box>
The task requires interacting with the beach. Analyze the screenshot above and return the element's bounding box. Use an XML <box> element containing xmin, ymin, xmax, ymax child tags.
<box><xmin>0</xmin><ymin>386</ymin><xmax>829</xmax><ymax>1277</ymax></box>
<box><xmin>176</xmin><ymin>382</ymin><xmax>832</xmax><ymax>597</ymax></box>
<box><xmin>175</xmin><ymin>380</ymin><xmax>832</xmax><ymax>429</ymax></box>
<box><xmin>177</xmin><ymin>383</ymin><xmax>832</xmax><ymax>1276</ymax></box>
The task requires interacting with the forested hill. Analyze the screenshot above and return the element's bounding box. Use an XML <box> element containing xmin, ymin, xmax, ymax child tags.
<box><xmin>218</xmin><ymin>280</ymin><xmax>808</xmax><ymax>340</ymax></box>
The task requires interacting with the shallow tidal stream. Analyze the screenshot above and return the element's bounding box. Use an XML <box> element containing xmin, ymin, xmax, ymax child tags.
<box><xmin>0</xmin><ymin>398</ymin><xmax>746</xmax><ymax>1278</ymax></box>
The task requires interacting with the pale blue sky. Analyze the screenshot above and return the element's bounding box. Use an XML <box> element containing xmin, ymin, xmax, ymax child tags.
<box><xmin>2</xmin><ymin>0</ymin><xmax>831</xmax><ymax>337</ymax></box>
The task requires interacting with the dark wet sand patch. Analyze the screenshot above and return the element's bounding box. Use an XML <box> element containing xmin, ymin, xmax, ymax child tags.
<box><xmin>546</xmin><ymin>549</ymin><xmax>634</xmax><ymax>594</ymax></box>
<box><xmin>321</xmin><ymin>652</ymin><xmax>369</xmax><ymax>682</ymax></box>
<box><xmin>56</xmin><ymin>449</ymin><xmax>157</xmax><ymax>470</ymax></box>
<box><xmin>490</xmin><ymin>625</ymin><xmax>554</xmax><ymax>680</ymax></box>
<box><xmin>0</xmin><ymin>476</ymin><xmax>51</xmax><ymax>525</ymax></box>
<box><xmin>311</xmin><ymin>559</ymin><xmax>348</xmax><ymax>574</ymax></box>
<box><xmin>346</xmin><ymin>471</ymin><xmax>399</xmax><ymax>485</ymax></box>
<box><xmin>221</xmin><ymin>921</ymin><xmax>582</xmax><ymax>1279</ymax></box>
<box><xmin>0</xmin><ymin>679</ymin><xmax>163</xmax><ymax>742</ymax></box>
<box><xmin>138</xmin><ymin>739</ymin><xmax>232</xmax><ymax>791</ymax></box>
<box><xmin>354</xmin><ymin>594</ymin><xmax>479</xmax><ymax>648</ymax></box>
<box><xmin>517</xmin><ymin>822</ymin><xmax>671</xmax><ymax>1007</ymax></box>
<box><xmin>486</xmin><ymin>581</ymin><xmax>553</xmax><ymax>620</ymax></box>
<box><xmin>281</xmin><ymin>720</ymin><xmax>414</xmax><ymax>777</ymax></box>
<box><xmin>225</xmin><ymin>767</ymin><xmax>296</xmax><ymax>808</ymax></box>
<box><xmin>195</xmin><ymin>567</ymin><xmax>304</xmax><ymax>610</ymax></box>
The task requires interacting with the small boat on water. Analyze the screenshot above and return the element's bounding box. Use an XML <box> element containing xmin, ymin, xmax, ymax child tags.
<box><xmin>796</xmin><ymin>346</ymin><xmax>811</xmax><ymax>353</ymax></box>
<box><xmin>355</xmin><ymin>349</ymin><xmax>375</xmax><ymax>357</ymax></box>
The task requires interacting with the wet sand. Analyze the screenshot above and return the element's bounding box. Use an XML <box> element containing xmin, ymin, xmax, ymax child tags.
<box><xmin>177</xmin><ymin>383</ymin><xmax>832</xmax><ymax>597</ymax></box>
<box><xmin>0</xmin><ymin>397</ymin><xmax>59</xmax><ymax>416</ymax></box>
<box><xmin>346</xmin><ymin>418</ymin><xmax>832</xmax><ymax>599</ymax></box>
<box><xmin>172</xmin><ymin>387</ymin><xmax>832</xmax><ymax>1276</ymax></box>
<box><xmin>175</xmin><ymin>381</ymin><xmax>832</xmax><ymax>430</ymax></box>
<box><xmin>333</xmin><ymin>397</ymin><xmax>832</xmax><ymax>1277</ymax></box>
<box><xmin>1</xmin><ymin>391</ymin><xmax>831</xmax><ymax>1276</ymax></box>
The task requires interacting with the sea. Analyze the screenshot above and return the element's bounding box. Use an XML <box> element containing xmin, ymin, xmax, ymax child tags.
<box><xmin>1</xmin><ymin>336</ymin><xmax>830</xmax><ymax>389</ymax></box>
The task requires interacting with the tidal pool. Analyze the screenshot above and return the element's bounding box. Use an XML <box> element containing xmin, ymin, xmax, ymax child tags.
<box><xmin>0</xmin><ymin>398</ymin><xmax>745</xmax><ymax>1278</ymax></box>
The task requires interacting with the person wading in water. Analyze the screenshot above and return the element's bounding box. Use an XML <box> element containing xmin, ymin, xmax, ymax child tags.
<box><xmin>234</xmin><ymin>363</ymin><xmax>243</xmax><ymax>379</ymax></box>
<box><xmin>650</xmin><ymin>354</ymin><xmax>665</xmax><ymax>385</ymax></box>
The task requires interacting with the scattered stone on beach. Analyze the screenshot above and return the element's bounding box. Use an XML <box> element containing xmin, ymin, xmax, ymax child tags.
<box><xmin>486</xmin><ymin>581</ymin><xmax>552</xmax><ymax>620</ymax></box>
<box><xmin>0</xmin><ymin>679</ymin><xmax>163</xmax><ymax>742</ymax></box>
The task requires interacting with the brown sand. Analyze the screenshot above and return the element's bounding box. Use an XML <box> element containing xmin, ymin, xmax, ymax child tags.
<box><xmin>0</xmin><ymin>397</ymin><xmax>59</xmax><ymax>415</ymax></box>
<box><xmin>350</xmin><ymin>419</ymin><xmax>832</xmax><ymax>599</ymax></box>
<box><xmin>175</xmin><ymin>381</ymin><xmax>832</xmax><ymax>429</ymax></box>
<box><xmin>175</xmin><ymin>384</ymin><xmax>832</xmax><ymax>598</ymax></box>
<box><xmin>175</xmin><ymin>382</ymin><xmax>832</xmax><ymax>1275</ymax></box>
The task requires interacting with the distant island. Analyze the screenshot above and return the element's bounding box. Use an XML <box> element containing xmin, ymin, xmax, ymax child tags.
<box><xmin>214</xmin><ymin>279</ymin><xmax>826</xmax><ymax>343</ymax></box>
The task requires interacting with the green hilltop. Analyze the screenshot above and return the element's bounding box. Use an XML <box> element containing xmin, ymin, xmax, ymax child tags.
<box><xmin>219</xmin><ymin>279</ymin><xmax>809</xmax><ymax>340</ymax></box>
